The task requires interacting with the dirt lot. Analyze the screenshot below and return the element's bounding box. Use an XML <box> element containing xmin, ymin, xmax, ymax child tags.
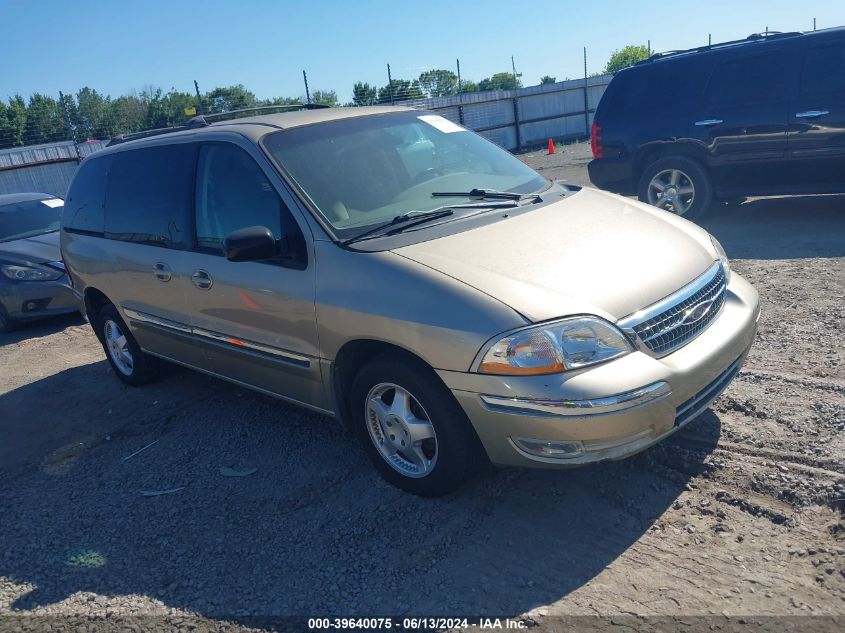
<box><xmin>1</xmin><ymin>144</ymin><xmax>843</xmax><ymax>629</ymax></box>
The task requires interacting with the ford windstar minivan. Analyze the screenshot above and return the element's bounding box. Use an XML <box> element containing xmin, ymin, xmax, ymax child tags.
<box><xmin>61</xmin><ymin>105</ymin><xmax>759</xmax><ymax>496</ymax></box>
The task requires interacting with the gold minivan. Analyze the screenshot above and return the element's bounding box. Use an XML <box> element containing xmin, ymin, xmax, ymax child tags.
<box><xmin>61</xmin><ymin>106</ymin><xmax>759</xmax><ymax>496</ymax></box>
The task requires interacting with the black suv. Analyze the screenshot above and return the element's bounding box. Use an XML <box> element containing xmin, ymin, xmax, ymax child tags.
<box><xmin>588</xmin><ymin>27</ymin><xmax>845</xmax><ymax>219</ymax></box>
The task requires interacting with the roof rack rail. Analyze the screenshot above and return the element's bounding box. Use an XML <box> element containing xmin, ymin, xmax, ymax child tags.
<box><xmin>637</xmin><ymin>30</ymin><xmax>803</xmax><ymax>65</ymax></box>
<box><xmin>107</xmin><ymin>102</ymin><xmax>329</xmax><ymax>146</ymax></box>
<box><xmin>186</xmin><ymin>103</ymin><xmax>330</xmax><ymax>127</ymax></box>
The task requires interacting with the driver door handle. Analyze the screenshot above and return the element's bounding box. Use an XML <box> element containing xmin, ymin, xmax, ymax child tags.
<box><xmin>191</xmin><ymin>269</ymin><xmax>213</xmax><ymax>290</ymax></box>
<box><xmin>152</xmin><ymin>262</ymin><xmax>171</xmax><ymax>282</ymax></box>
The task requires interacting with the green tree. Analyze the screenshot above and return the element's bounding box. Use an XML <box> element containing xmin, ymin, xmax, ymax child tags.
<box><xmin>459</xmin><ymin>79</ymin><xmax>479</xmax><ymax>94</ymax></box>
<box><xmin>352</xmin><ymin>82</ymin><xmax>378</xmax><ymax>106</ymax></box>
<box><xmin>23</xmin><ymin>94</ymin><xmax>66</xmax><ymax>145</ymax></box>
<box><xmin>418</xmin><ymin>69</ymin><xmax>458</xmax><ymax>97</ymax></box>
<box><xmin>75</xmin><ymin>87</ymin><xmax>111</xmax><ymax>139</ymax></box>
<box><xmin>1</xmin><ymin>96</ymin><xmax>28</xmax><ymax>148</ymax></box>
<box><xmin>378</xmin><ymin>79</ymin><xmax>423</xmax><ymax>103</ymax></box>
<box><xmin>205</xmin><ymin>84</ymin><xmax>256</xmax><ymax>113</ymax></box>
<box><xmin>603</xmin><ymin>44</ymin><xmax>650</xmax><ymax>73</ymax></box>
<box><xmin>108</xmin><ymin>94</ymin><xmax>147</xmax><ymax>136</ymax></box>
<box><xmin>310</xmin><ymin>90</ymin><xmax>338</xmax><ymax>107</ymax></box>
<box><xmin>540</xmin><ymin>75</ymin><xmax>557</xmax><ymax>84</ymax></box>
<box><xmin>477</xmin><ymin>71</ymin><xmax>522</xmax><ymax>92</ymax></box>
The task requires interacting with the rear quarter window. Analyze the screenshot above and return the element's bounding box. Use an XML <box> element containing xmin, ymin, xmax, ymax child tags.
<box><xmin>600</xmin><ymin>60</ymin><xmax>702</xmax><ymax>116</ymax></box>
<box><xmin>63</xmin><ymin>155</ymin><xmax>112</xmax><ymax>233</ymax></box>
<box><xmin>104</xmin><ymin>144</ymin><xmax>196</xmax><ymax>248</ymax></box>
<box><xmin>801</xmin><ymin>40</ymin><xmax>845</xmax><ymax>94</ymax></box>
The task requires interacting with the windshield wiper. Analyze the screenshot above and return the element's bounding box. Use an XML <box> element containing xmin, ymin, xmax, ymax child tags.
<box><xmin>431</xmin><ymin>187</ymin><xmax>541</xmax><ymax>202</ymax></box>
<box><xmin>342</xmin><ymin>209</ymin><xmax>455</xmax><ymax>245</ymax></box>
<box><xmin>342</xmin><ymin>201</ymin><xmax>518</xmax><ymax>245</ymax></box>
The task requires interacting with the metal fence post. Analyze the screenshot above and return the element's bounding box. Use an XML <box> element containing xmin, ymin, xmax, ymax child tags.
<box><xmin>194</xmin><ymin>80</ymin><xmax>204</xmax><ymax>115</ymax></box>
<box><xmin>512</xmin><ymin>97</ymin><xmax>521</xmax><ymax>151</ymax></box>
<box><xmin>583</xmin><ymin>47</ymin><xmax>590</xmax><ymax>137</ymax></box>
<box><xmin>303</xmin><ymin>70</ymin><xmax>311</xmax><ymax>104</ymax></box>
<box><xmin>456</xmin><ymin>58</ymin><xmax>465</xmax><ymax>125</ymax></box>
<box><xmin>387</xmin><ymin>64</ymin><xmax>395</xmax><ymax>105</ymax></box>
<box><xmin>58</xmin><ymin>91</ymin><xmax>82</xmax><ymax>163</ymax></box>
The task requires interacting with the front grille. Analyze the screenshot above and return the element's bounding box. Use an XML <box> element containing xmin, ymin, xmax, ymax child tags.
<box><xmin>674</xmin><ymin>355</ymin><xmax>743</xmax><ymax>428</ymax></box>
<box><xmin>623</xmin><ymin>263</ymin><xmax>727</xmax><ymax>356</ymax></box>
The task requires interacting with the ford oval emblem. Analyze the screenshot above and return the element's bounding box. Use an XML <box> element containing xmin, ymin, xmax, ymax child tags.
<box><xmin>681</xmin><ymin>299</ymin><xmax>715</xmax><ymax>326</ymax></box>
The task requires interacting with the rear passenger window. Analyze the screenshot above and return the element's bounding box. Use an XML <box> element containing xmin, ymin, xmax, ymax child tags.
<box><xmin>104</xmin><ymin>144</ymin><xmax>195</xmax><ymax>248</ymax></box>
<box><xmin>63</xmin><ymin>155</ymin><xmax>112</xmax><ymax>233</ymax></box>
<box><xmin>706</xmin><ymin>53</ymin><xmax>787</xmax><ymax>104</ymax></box>
<box><xmin>194</xmin><ymin>144</ymin><xmax>284</xmax><ymax>252</ymax></box>
<box><xmin>802</xmin><ymin>42</ymin><xmax>845</xmax><ymax>94</ymax></box>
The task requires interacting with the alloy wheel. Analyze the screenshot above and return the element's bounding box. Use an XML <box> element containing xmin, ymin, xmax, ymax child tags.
<box><xmin>365</xmin><ymin>382</ymin><xmax>438</xmax><ymax>478</ymax></box>
<box><xmin>647</xmin><ymin>168</ymin><xmax>695</xmax><ymax>216</ymax></box>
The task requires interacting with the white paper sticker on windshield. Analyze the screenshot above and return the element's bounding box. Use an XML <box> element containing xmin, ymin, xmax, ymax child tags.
<box><xmin>418</xmin><ymin>115</ymin><xmax>465</xmax><ymax>133</ymax></box>
<box><xmin>40</xmin><ymin>198</ymin><xmax>64</xmax><ymax>208</ymax></box>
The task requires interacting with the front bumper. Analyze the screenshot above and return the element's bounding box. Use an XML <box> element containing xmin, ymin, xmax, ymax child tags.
<box><xmin>437</xmin><ymin>272</ymin><xmax>759</xmax><ymax>468</ymax></box>
<box><xmin>0</xmin><ymin>274</ymin><xmax>78</xmax><ymax>322</ymax></box>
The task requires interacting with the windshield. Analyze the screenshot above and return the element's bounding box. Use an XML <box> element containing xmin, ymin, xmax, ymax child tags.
<box><xmin>0</xmin><ymin>198</ymin><xmax>63</xmax><ymax>242</ymax></box>
<box><xmin>262</xmin><ymin>111</ymin><xmax>547</xmax><ymax>240</ymax></box>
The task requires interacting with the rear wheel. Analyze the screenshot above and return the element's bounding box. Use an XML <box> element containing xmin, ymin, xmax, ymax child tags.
<box><xmin>638</xmin><ymin>156</ymin><xmax>713</xmax><ymax>222</ymax></box>
<box><xmin>97</xmin><ymin>303</ymin><xmax>158</xmax><ymax>386</ymax></box>
<box><xmin>350</xmin><ymin>354</ymin><xmax>476</xmax><ymax>497</ymax></box>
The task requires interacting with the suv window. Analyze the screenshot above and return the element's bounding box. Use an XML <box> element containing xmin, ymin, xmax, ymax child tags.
<box><xmin>802</xmin><ymin>41</ymin><xmax>845</xmax><ymax>94</ymax></box>
<box><xmin>600</xmin><ymin>59</ymin><xmax>703</xmax><ymax>116</ymax></box>
<box><xmin>194</xmin><ymin>144</ymin><xmax>284</xmax><ymax>253</ymax></box>
<box><xmin>706</xmin><ymin>52</ymin><xmax>787</xmax><ymax>104</ymax></box>
<box><xmin>64</xmin><ymin>155</ymin><xmax>111</xmax><ymax>233</ymax></box>
<box><xmin>104</xmin><ymin>144</ymin><xmax>195</xmax><ymax>248</ymax></box>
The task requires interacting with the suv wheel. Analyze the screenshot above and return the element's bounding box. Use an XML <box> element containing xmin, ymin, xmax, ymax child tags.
<box><xmin>350</xmin><ymin>354</ymin><xmax>476</xmax><ymax>497</ymax></box>
<box><xmin>638</xmin><ymin>156</ymin><xmax>713</xmax><ymax>221</ymax></box>
<box><xmin>97</xmin><ymin>303</ymin><xmax>158</xmax><ymax>386</ymax></box>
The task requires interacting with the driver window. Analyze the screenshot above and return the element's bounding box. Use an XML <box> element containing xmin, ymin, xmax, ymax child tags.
<box><xmin>195</xmin><ymin>144</ymin><xmax>283</xmax><ymax>253</ymax></box>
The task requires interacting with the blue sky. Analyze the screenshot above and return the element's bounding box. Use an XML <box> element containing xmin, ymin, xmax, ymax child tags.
<box><xmin>2</xmin><ymin>0</ymin><xmax>844</xmax><ymax>103</ymax></box>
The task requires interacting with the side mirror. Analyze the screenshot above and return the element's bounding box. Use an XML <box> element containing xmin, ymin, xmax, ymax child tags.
<box><xmin>223</xmin><ymin>225</ymin><xmax>280</xmax><ymax>262</ymax></box>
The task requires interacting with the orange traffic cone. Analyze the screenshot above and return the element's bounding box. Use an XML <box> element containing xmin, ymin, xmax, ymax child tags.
<box><xmin>548</xmin><ymin>138</ymin><xmax>555</xmax><ymax>155</ymax></box>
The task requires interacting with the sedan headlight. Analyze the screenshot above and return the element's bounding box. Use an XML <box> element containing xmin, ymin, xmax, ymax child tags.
<box><xmin>0</xmin><ymin>264</ymin><xmax>63</xmax><ymax>281</ymax></box>
<box><xmin>710</xmin><ymin>236</ymin><xmax>731</xmax><ymax>283</ymax></box>
<box><xmin>477</xmin><ymin>316</ymin><xmax>634</xmax><ymax>376</ymax></box>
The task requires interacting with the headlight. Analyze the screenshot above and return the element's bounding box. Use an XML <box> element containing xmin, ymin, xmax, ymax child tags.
<box><xmin>477</xmin><ymin>316</ymin><xmax>634</xmax><ymax>376</ymax></box>
<box><xmin>710</xmin><ymin>236</ymin><xmax>731</xmax><ymax>283</ymax></box>
<box><xmin>0</xmin><ymin>264</ymin><xmax>63</xmax><ymax>281</ymax></box>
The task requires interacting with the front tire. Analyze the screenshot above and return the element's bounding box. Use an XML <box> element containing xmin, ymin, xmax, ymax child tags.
<box><xmin>638</xmin><ymin>156</ymin><xmax>713</xmax><ymax>222</ymax></box>
<box><xmin>97</xmin><ymin>303</ymin><xmax>158</xmax><ymax>386</ymax></box>
<box><xmin>350</xmin><ymin>354</ymin><xmax>476</xmax><ymax>497</ymax></box>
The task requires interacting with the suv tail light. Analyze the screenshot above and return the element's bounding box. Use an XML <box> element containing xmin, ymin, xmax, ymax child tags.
<box><xmin>590</xmin><ymin>121</ymin><xmax>603</xmax><ymax>159</ymax></box>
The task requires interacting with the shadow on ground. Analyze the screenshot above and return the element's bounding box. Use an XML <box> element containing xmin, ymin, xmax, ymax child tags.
<box><xmin>0</xmin><ymin>312</ymin><xmax>85</xmax><ymax>347</ymax></box>
<box><xmin>699</xmin><ymin>194</ymin><xmax>844</xmax><ymax>260</ymax></box>
<box><xmin>0</xmin><ymin>359</ymin><xmax>719</xmax><ymax>617</ymax></box>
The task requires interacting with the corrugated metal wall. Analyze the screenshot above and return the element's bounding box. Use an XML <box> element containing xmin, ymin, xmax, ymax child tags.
<box><xmin>0</xmin><ymin>140</ymin><xmax>107</xmax><ymax>197</ymax></box>
<box><xmin>404</xmin><ymin>74</ymin><xmax>612</xmax><ymax>151</ymax></box>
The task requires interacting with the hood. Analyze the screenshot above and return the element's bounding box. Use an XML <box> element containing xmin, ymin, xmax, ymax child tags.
<box><xmin>393</xmin><ymin>188</ymin><xmax>717</xmax><ymax>322</ymax></box>
<box><xmin>0</xmin><ymin>231</ymin><xmax>61</xmax><ymax>266</ymax></box>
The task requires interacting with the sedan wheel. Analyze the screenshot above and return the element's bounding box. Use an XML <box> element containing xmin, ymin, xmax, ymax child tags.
<box><xmin>647</xmin><ymin>168</ymin><xmax>695</xmax><ymax>216</ymax></box>
<box><xmin>365</xmin><ymin>382</ymin><xmax>438</xmax><ymax>478</ymax></box>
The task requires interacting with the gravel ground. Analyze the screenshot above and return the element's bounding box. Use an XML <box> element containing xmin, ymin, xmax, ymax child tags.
<box><xmin>0</xmin><ymin>145</ymin><xmax>843</xmax><ymax>630</ymax></box>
